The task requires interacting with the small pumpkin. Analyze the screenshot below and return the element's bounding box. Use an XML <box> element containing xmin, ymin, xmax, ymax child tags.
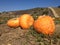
<box><xmin>33</xmin><ymin>15</ymin><xmax>55</xmax><ymax>35</ymax></box>
<box><xmin>7</xmin><ymin>18</ymin><xmax>19</xmax><ymax>28</ymax></box>
<box><xmin>19</xmin><ymin>14</ymin><xmax>34</xmax><ymax>29</ymax></box>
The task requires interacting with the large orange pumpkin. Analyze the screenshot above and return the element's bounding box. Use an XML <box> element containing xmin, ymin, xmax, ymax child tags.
<box><xmin>33</xmin><ymin>15</ymin><xmax>55</xmax><ymax>35</ymax></box>
<box><xmin>19</xmin><ymin>14</ymin><xmax>34</xmax><ymax>29</ymax></box>
<box><xmin>7</xmin><ymin>18</ymin><xmax>19</xmax><ymax>28</ymax></box>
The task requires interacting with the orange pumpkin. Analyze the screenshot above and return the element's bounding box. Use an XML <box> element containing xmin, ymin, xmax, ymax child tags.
<box><xmin>33</xmin><ymin>15</ymin><xmax>55</xmax><ymax>35</ymax></box>
<box><xmin>19</xmin><ymin>14</ymin><xmax>34</xmax><ymax>29</ymax></box>
<box><xmin>7</xmin><ymin>18</ymin><xmax>19</xmax><ymax>28</ymax></box>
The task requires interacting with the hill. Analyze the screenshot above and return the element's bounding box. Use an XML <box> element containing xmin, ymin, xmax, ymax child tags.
<box><xmin>53</xmin><ymin>7</ymin><xmax>60</xmax><ymax>17</ymax></box>
<box><xmin>0</xmin><ymin>7</ymin><xmax>54</xmax><ymax>17</ymax></box>
<box><xmin>0</xmin><ymin>7</ymin><xmax>60</xmax><ymax>45</ymax></box>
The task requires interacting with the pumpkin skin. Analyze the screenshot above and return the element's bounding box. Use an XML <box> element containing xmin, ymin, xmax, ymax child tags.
<box><xmin>19</xmin><ymin>14</ymin><xmax>34</xmax><ymax>29</ymax></box>
<box><xmin>7</xmin><ymin>18</ymin><xmax>19</xmax><ymax>28</ymax></box>
<box><xmin>33</xmin><ymin>15</ymin><xmax>55</xmax><ymax>35</ymax></box>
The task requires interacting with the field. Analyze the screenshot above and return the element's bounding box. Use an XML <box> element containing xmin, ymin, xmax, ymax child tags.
<box><xmin>0</xmin><ymin>7</ymin><xmax>60</xmax><ymax>45</ymax></box>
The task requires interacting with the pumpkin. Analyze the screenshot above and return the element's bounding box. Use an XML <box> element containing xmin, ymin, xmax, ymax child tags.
<box><xmin>19</xmin><ymin>14</ymin><xmax>34</xmax><ymax>29</ymax></box>
<box><xmin>33</xmin><ymin>15</ymin><xmax>55</xmax><ymax>35</ymax></box>
<box><xmin>7</xmin><ymin>18</ymin><xmax>19</xmax><ymax>28</ymax></box>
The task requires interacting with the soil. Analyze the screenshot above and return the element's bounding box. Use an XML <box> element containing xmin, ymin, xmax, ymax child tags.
<box><xmin>0</xmin><ymin>7</ymin><xmax>60</xmax><ymax>45</ymax></box>
<box><xmin>0</xmin><ymin>23</ymin><xmax>60</xmax><ymax>45</ymax></box>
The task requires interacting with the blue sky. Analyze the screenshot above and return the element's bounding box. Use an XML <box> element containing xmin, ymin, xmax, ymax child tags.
<box><xmin>0</xmin><ymin>0</ymin><xmax>60</xmax><ymax>12</ymax></box>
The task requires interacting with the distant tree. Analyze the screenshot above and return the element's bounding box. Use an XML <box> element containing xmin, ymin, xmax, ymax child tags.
<box><xmin>58</xmin><ymin>6</ymin><xmax>60</xmax><ymax>8</ymax></box>
<box><xmin>0</xmin><ymin>13</ymin><xmax>1</xmax><ymax>15</ymax></box>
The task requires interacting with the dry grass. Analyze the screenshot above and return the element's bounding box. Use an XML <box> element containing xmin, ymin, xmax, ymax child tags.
<box><xmin>53</xmin><ymin>8</ymin><xmax>60</xmax><ymax>17</ymax></box>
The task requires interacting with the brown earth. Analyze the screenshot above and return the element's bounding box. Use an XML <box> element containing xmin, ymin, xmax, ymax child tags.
<box><xmin>0</xmin><ymin>23</ymin><xmax>60</xmax><ymax>45</ymax></box>
<box><xmin>0</xmin><ymin>7</ymin><xmax>60</xmax><ymax>45</ymax></box>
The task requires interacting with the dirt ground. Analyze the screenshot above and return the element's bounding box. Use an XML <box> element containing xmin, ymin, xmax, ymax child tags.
<box><xmin>0</xmin><ymin>23</ymin><xmax>60</xmax><ymax>45</ymax></box>
<box><xmin>0</xmin><ymin>7</ymin><xmax>60</xmax><ymax>45</ymax></box>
